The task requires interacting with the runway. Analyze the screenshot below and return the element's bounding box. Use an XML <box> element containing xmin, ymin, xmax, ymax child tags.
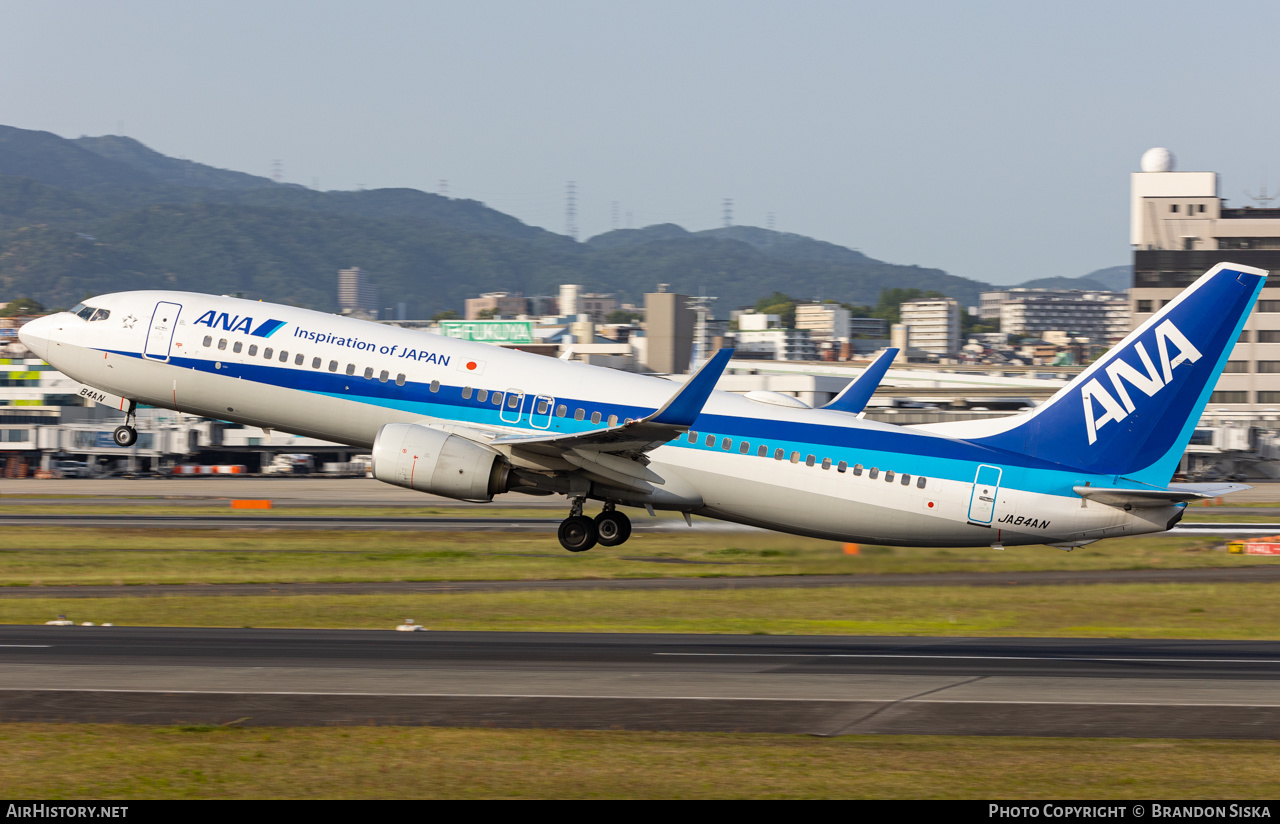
<box><xmin>2</xmin><ymin>626</ymin><xmax>1278</xmax><ymax>738</ymax></box>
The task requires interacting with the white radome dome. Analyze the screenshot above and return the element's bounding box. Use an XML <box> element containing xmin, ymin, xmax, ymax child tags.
<box><xmin>1141</xmin><ymin>147</ymin><xmax>1175</xmax><ymax>173</ymax></box>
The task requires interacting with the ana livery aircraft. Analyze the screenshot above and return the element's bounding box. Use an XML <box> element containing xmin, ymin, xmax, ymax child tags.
<box><xmin>18</xmin><ymin>262</ymin><xmax>1264</xmax><ymax>552</ymax></box>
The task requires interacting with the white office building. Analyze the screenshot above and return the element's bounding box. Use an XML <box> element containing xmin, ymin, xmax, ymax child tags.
<box><xmin>900</xmin><ymin>298</ymin><xmax>960</xmax><ymax>357</ymax></box>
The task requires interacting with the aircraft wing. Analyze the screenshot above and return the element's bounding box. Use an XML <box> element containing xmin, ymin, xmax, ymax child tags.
<box><xmin>822</xmin><ymin>348</ymin><xmax>898</xmax><ymax>414</ymax></box>
<box><xmin>490</xmin><ymin>348</ymin><xmax>734</xmax><ymax>458</ymax></box>
<box><xmin>1073</xmin><ymin>482</ymin><xmax>1251</xmax><ymax>508</ymax></box>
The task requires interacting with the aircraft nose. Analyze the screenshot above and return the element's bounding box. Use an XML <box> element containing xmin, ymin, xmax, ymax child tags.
<box><xmin>17</xmin><ymin>314</ymin><xmax>56</xmax><ymax>361</ymax></box>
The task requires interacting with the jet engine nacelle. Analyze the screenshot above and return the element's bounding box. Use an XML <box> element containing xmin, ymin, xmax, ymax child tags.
<box><xmin>372</xmin><ymin>423</ymin><xmax>510</xmax><ymax>502</ymax></box>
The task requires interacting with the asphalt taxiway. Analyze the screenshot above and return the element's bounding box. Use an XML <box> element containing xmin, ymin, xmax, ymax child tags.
<box><xmin>2</xmin><ymin>627</ymin><xmax>1278</xmax><ymax>738</ymax></box>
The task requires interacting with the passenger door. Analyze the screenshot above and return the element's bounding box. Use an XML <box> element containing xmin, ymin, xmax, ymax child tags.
<box><xmin>499</xmin><ymin>388</ymin><xmax>527</xmax><ymax>424</ymax></box>
<box><xmin>144</xmin><ymin>301</ymin><xmax>182</xmax><ymax>362</ymax></box>
<box><xmin>967</xmin><ymin>464</ymin><xmax>1002</xmax><ymax>526</ymax></box>
<box><xmin>529</xmin><ymin>394</ymin><xmax>554</xmax><ymax>429</ymax></box>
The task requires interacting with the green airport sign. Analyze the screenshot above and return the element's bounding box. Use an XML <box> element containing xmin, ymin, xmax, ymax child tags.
<box><xmin>439</xmin><ymin>320</ymin><xmax>535</xmax><ymax>344</ymax></box>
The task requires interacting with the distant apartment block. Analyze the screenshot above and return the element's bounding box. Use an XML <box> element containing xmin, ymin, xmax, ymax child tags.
<box><xmin>988</xmin><ymin>290</ymin><xmax>1129</xmax><ymax>344</ymax></box>
<box><xmin>337</xmin><ymin>267</ymin><xmax>379</xmax><ymax>314</ymax></box>
<box><xmin>900</xmin><ymin>297</ymin><xmax>960</xmax><ymax>356</ymax></box>
<box><xmin>465</xmin><ymin>292</ymin><xmax>531</xmax><ymax>320</ymax></box>
<box><xmin>794</xmin><ymin>303</ymin><xmax>850</xmax><ymax>341</ymax></box>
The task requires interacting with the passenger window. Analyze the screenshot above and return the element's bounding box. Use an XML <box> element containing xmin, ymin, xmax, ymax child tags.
<box><xmin>556</xmin><ymin>404</ymin><xmax>567</xmax><ymax>417</ymax></box>
<box><xmin>378</xmin><ymin>370</ymin><xmax>389</xmax><ymax>382</ymax></box>
<box><xmin>608</xmin><ymin>414</ymin><xmax>617</xmax><ymax>427</ymax></box>
<box><xmin>869</xmin><ymin>467</ymin><xmax>879</xmax><ymax>479</ymax></box>
<box><xmin>477</xmin><ymin>389</ymin><xmax>489</xmax><ymax>403</ymax></box>
<box><xmin>574</xmin><ymin>408</ymin><xmax>585</xmax><ymax>421</ymax></box>
<box><xmin>507</xmin><ymin>395</ymin><xmax>518</xmax><ymax>409</ymax></box>
<box><xmin>248</xmin><ymin>344</ymin><xmax>258</xmax><ymax>356</ymax></box>
<box><xmin>885</xmin><ymin>470</ymin><xmax>895</xmax><ymax>482</ymax></box>
<box><xmin>495</xmin><ymin>393</ymin><xmax>506</xmax><ymax>406</ymax></box>
<box><xmin>592</xmin><ymin>411</ymin><xmax>602</xmax><ymax>424</ymax></box>
<box><xmin>312</xmin><ymin>357</ymin><xmax>321</xmax><ymax>369</ymax></box>
<box><xmin>739</xmin><ymin>442</ymin><xmax>750</xmax><ymax>454</ymax></box>
<box><xmin>705</xmin><ymin>434</ymin><xmax>715</xmax><ymax>447</ymax></box>
<box><xmin>837</xmin><ymin>460</ymin><xmax>847</xmax><ymax>473</ymax></box>
<box><xmin>364</xmin><ymin>367</ymin><xmax>374</xmax><ymax>379</ymax></box>
<box><xmin>217</xmin><ymin>339</ymin><xmax>227</xmax><ymax>350</ymax></box>
<box><xmin>854</xmin><ymin>464</ymin><xmax>863</xmax><ymax>476</ymax></box>
<box><xmin>329</xmin><ymin>360</ymin><xmax>339</xmax><ymax>372</ymax></box>
<box><xmin>757</xmin><ymin>445</ymin><xmax>767</xmax><ymax>457</ymax></box>
<box><xmin>295</xmin><ymin>354</ymin><xmax>304</xmax><ymax>366</ymax></box>
<box><xmin>687</xmin><ymin>432</ymin><xmax>698</xmax><ymax>443</ymax></box>
<box><xmin>806</xmin><ymin>455</ymin><xmax>816</xmax><ymax>467</ymax></box>
<box><xmin>203</xmin><ymin>336</ymin><xmax>213</xmax><ymax>347</ymax></box>
<box><xmin>264</xmin><ymin>348</ymin><xmax>274</xmax><ymax>359</ymax></box>
<box><xmin>821</xmin><ymin>458</ymin><xmax>831</xmax><ymax>469</ymax></box>
<box><xmin>233</xmin><ymin>342</ymin><xmax>243</xmax><ymax>354</ymax></box>
<box><xmin>774</xmin><ymin>448</ymin><xmax>784</xmax><ymax>460</ymax></box>
<box><xmin>348</xmin><ymin>363</ymin><xmax>358</xmax><ymax>375</ymax></box>
<box><xmin>721</xmin><ymin>437</ymin><xmax>731</xmax><ymax>450</ymax></box>
<box><xmin>790</xmin><ymin>452</ymin><xmax>800</xmax><ymax>463</ymax></box>
<box><xmin>462</xmin><ymin>386</ymin><xmax>473</xmax><ymax>399</ymax></box>
<box><xmin>396</xmin><ymin>373</ymin><xmax>406</xmax><ymax>386</ymax></box>
<box><xmin>430</xmin><ymin>380</ymin><xmax>440</xmax><ymax>393</ymax></box>
<box><xmin>279</xmin><ymin>351</ymin><xmax>288</xmax><ymax>362</ymax></box>
<box><xmin>539</xmin><ymin>401</ymin><xmax>551</xmax><ymax>415</ymax></box>
<box><xmin>901</xmin><ymin>473</ymin><xmax>911</xmax><ymax>485</ymax></box>
<box><xmin>917</xmin><ymin>476</ymin><xmax>927</xmax><ymax>489</ymax></box>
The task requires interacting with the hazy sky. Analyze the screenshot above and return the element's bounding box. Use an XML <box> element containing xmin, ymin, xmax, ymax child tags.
<box><xmin>3</xmin><ymin>0</ymin><xmax>1278</xmax><ymax>285</ymax></box>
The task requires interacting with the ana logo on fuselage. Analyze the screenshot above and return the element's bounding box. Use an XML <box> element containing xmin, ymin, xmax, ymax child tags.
<box><xmin>1080</xmin><ymin>319</ymin><xmax>1202</xmax><ymax>445</ymax></box>
<box><xmin>193</xmin><ymin>311</ymin><xmax>285</xmax><ymax>338</ymax></box>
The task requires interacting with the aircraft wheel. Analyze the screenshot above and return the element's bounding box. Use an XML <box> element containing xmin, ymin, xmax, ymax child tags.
<box><xmin>112</xmin><ymin>425</ymin><xmax>138</xmax><ymax>447</ymax></box>
<box><xmin>595</xmin><ymin>510</ymin><xmax>632</xmax><ymax>546</ymax></box>
<box><xmin>558</xmin><ymin>515</ymin><xmax>598</xmax><ymax>552</ymax></box>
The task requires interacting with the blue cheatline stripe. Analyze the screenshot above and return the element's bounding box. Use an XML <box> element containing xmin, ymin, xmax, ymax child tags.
<box><xmin>105</xmin><ymin>347</ymin><xmax>1122</xmax><ymax>495</ymax></box>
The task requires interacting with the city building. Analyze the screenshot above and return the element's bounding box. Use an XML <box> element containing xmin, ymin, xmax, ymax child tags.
<box><xmin>557</xmin><ymin>284</ymin><xmax>618</xmax><ymax>324</ymax></box>
<box><xmin>464</xmin><ymin>292</ymin><xmax>531</xmax><ymax>320</ymax></box>
<box><xmin>900</xmin><ymin>297</ymin><xmax>960</xmax><ymax>357</ymax></box>
<box><xmin>994</xmin><ymin>291</ymin><xmax>1129</xmax><ymax>345</ymax></box>
<box><xmin>337</xmin><ymin>267</ymin><xmax>379</xmax><ymax>316</ymax></box>
<box><xmin>643</xmin><ymin>287</ymin><xmax>695</xmax><ymax>373</ymax></box>
<box><xmin>848</xmin><ymin>317</ymin><xmax>890</xmax><ymax>338</ymax></box>
<box><xmin>732</xmin><ymin>313</ymin><xmax>816</xmax><ymax>361</ymax></box>
<box><xmin>1130</xmin><ymin>147</ymin><xmax>1280</xmax><ymax>407</ymax></box>
<box><xmin>794</xmin><ymin>303</ymin><xmax>850</xmax><ymax>341</ymax></box>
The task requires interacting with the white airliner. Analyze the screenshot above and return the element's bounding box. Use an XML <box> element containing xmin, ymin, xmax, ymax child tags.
<box><xmin>18</xmin><ymin>262</ymin><xmax>1263</xmax><ymax>552</ymax></box>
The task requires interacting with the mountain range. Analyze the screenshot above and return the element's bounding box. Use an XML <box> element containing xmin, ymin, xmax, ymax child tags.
<box><xmin>0</xmin><ymin>124</ymin><xmax>1128</xmax><ymax>315</ymax></box>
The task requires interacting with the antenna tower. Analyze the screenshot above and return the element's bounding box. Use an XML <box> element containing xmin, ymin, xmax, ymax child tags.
<box><xmin>767</xmin><ymin>212</ymin><xmax>775</xmax><ymax>231</ymax></box>
<box><xmin>1246</xmin><ymin>172</ymin><xmax>1279</xmax><ymax>207</ymax></box>
<box><xmin>565</xmin><ymin>181</ymin><xmax>578</xmax><ymax>240</ymax></box>
<box><xmin>271</xmin><ymin>160</ymin><xmax>283</xmax><ymax>183</ymax></box>
<box><xmin>722</xmin><ymin>198</ymin><xmax>733</xmax><ymax>228</ymax></box>
<box><xmin>438</xmin><ymin>179</ymin><xmax>450</xmax><ymax>197</ymax></box>
<box><xmin>611</xmin><ymin>201</ymin><xmax>620</xmax><ymax>231</ymax></box>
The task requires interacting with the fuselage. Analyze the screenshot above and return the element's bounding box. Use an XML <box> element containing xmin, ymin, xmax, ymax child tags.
<box><xmin>18</xmin><ymin>290</ymin><xmax>1182</xmax><ymax>547</ymax></box>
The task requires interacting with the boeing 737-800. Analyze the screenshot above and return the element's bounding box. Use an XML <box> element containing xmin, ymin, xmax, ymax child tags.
<box><xmin>17</xmin><ymin>262</ymin><xmax>1265</xmax><ymax>552</ymax></box>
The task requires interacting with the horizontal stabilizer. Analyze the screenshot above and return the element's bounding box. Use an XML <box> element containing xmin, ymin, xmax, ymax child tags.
<box><xmin>823</xmin><ymin>348</ymin><xmax>898</xmax><ymax>414</ymax></box>
<box><xmin>1074</xmin><ymin>482</ymin><xmax>1251</xmax><ymax>508</ymax></box>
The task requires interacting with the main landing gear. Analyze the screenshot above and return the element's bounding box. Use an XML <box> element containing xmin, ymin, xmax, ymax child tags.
<box><xmin>557</xmin><ymin>500</ymin><xmax>632</xmax><ymax>552</ymax></box>
<box><xmin>112</xmin><ymin>401</ymin><xmax>138</xmax><ymax>447</ymax></box>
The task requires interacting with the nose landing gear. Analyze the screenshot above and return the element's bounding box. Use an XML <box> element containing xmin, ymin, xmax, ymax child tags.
<box><xmin>557</xmin><ymin>499</ymin><xmax>633</xmax><ymax>552</ymax></box>
<box><xmin>112</xmin><ymin>401</ymin><xmax>138</xmax><ymax>447</ymax></box>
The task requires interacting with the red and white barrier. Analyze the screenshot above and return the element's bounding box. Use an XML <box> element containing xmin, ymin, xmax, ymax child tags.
<box><xmin>171</xmin><ymin>464</ymin><xmax>247</xmax><ymax>475</ymax></box>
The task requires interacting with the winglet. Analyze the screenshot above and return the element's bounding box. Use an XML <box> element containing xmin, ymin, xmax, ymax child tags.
<box><xmin>648</xmin><ymin>348</ymin><xmax>734</xmax><ymax>427</ymax></box>
<box><xmin>823</xmin><ymin>348</ymin><xmax>898</xmax><ymax>414</ymax></box>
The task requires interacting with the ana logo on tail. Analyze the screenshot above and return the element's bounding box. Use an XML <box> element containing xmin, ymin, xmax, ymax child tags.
<box><xmin>1081</xmin><ymin>319</ymin><xmax>1202</xmax><ymax>445</ymax></box>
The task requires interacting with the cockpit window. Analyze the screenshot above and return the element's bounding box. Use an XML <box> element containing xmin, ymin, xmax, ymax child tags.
<box><xmin>75</xmin><ymin>305</ymin><xmax>96</xmax><ymax>321</ymax></box>
<box><xmin>69</xmin><ymin>303</ymin><xmax>86</xmax><ymax>315</ymax></box>
<box><xmin>89</xmin><ymin>308</ymin><xmax>110</xmax><ymax>322</ymax></box>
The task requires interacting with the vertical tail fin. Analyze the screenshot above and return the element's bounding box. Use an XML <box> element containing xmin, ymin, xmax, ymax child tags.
<box><xmin>954</xmin><ymin>263</ymin><xmax>1266</xmax><ymax>484</ymax></box>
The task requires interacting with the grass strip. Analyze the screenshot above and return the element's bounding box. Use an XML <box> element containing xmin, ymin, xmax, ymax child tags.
<box><xmin>10</xmin><ymin>582</ymin><xmax>1280</xmax><ymax>638</ymax></box>
<box><xmin>0</xmin><ymin>530</ymin><xmax>1276</xmax><ymax>587</ymax></box>
<box><xmin>0</xmin><ymin>725</ymin><xmax>1275</xmax><ymax>799</ymax></box>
